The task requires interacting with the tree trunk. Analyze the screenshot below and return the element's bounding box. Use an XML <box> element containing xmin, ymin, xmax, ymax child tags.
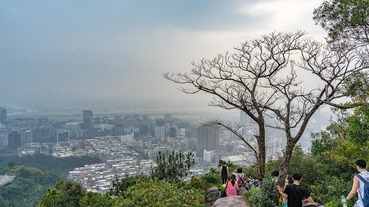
<box><xmin>257</xmin><ymin>123</ymin><xmax>266</xmax><ymax>180</ymax></box>
<box><xmin>279</xmin><ymin>139</ymin><xmax>297</xmax><ymax>184</ymax></box>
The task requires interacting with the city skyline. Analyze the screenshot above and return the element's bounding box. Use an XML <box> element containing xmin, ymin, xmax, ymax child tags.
<box><xmin>1</xmin><ymin>0</ymin><xmax>326</xmax><ymax>110</ymax></box>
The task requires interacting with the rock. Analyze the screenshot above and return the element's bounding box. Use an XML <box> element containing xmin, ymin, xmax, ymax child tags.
<box><xmin>207</xmin><ymin>191</ymin><xmax>220</xmax><ymax>203</ymax></box>
<box><xmin>303</xmin><ymin>202</ymin><xmax>325</xmax><ymax>207</ymax></box>
<box><xmin>207</xmin><ymin>187</ymin><xmax>219</xmax><ymax>194</ymax></box>
<box><xmin>206</xmin><ymin>187</ymin><xmax>220</xmax><ymax>203</ymax></box>
<box><xmin>212</xmin><ymin>195</ymin><xmax>250</xmax><ymax>207</ymax></box>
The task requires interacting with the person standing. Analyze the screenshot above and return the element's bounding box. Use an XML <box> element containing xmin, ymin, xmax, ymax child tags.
<box><xmin>219</xmin><ymin>161</ymin><xmax>229</xmax><ymax>184</ymax></box>
<box><xmin>278</xmin><ymin>173</ymin><xmax>314</xmax><ymax>207</ymax></box>
<box><xmin>233</xmin><ymin>167</ymin><xmax>245</xmax><ymax>186</ymax></box>
<box><xmin>342</xmin><ymin>159</ymin><xmax>369</xmax><ymax>207</ymax></box>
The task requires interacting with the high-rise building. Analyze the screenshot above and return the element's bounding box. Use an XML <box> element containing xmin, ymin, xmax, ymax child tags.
<box><xmin>82</xmin><ymin>110</ymin><xmax>94</xmax><ymax>130</ymax></box>
<box><xmin>0</xmin><ymin>107</ymin><xmax>7</xmax><ymax>124</ymax></box>
<box><xmin>196</xmin><ymin>125</ymin><xmax>219</xmax><ymax>157</ymax></box>
<box><xmin>8</xmin><ymin>131</ymin><xmax>21</xmax><ymax>149</ymax></box>
<box><xmin>154</xmin><ymin>126</ymin><xmax>165</xmax><ymax>138</ymax></box>
<box><xmin>32</xmin><ymin>127</ymin><xmax>55</xmax><ymax>143</ymax></box>
<box><xmin>169</xmin><ymin>126</ymin><xmax>177</xmax><ymax>138</ymax></box>
<box><xmin>0</xmin><ymin>124</ymin><xmax>7</xmax><ymax>149</ymax></box>
<box><xmin>57</xmin><ymin>130</ymin><xmax>70</xmax><ymax>142</ymax></box>
<box><xmin>203</xmin><ymin>150</ymin><xmax>214</xmax><ymax>162</ymax></box>
<box><xmin>21</xmin><ymin>130</ymin><xmax>33</xmax><ymax>144</ymax></box>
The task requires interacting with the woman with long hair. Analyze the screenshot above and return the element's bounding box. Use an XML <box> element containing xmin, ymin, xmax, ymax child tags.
<box><xmin>226</xmin><ymin>174</ymin><xmax>238</xmax><ymax>197</ymax></box>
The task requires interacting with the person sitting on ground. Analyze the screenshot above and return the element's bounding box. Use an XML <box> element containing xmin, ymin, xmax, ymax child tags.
<box><xmin>253</xmin><ymin>176</ymin><xmax>259</xmax><ymax>187</ymax></box>
<box><xmin>244</xmin><ymin>178</ymin><xmax>253</xmax><ymax>191</ymax></box>
<box><xmin>226</xmin><ymin>174</ymin><xmax>238</xmax><ymax>197</ymax></box>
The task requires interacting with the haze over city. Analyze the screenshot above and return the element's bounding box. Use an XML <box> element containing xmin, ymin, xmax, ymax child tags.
<box><xmin>1</xmin><ymin>0</ymin><xmax>326</xmax><ymax>113</ymax></box>
<box><xmin>4</xmin><ymin>1</ymin><xmax>368</xmax><ymax>206</ymax></box>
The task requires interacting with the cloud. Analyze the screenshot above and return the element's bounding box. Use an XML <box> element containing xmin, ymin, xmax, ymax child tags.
<box><xmin>239</xmin><ymin>0</ymin><xmax>325</xmax><ymax>38</ymax></box>
<box><xmin>0</xmin><ymin>0</ymin><xmax>328</xmax><ymax>110</ymax></box>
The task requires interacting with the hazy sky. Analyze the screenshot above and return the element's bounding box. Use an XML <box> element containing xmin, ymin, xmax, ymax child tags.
<box><xmin>0</xmin><ymin>0</ymin><xmax>326</xmax><ymax>110</ymax></box>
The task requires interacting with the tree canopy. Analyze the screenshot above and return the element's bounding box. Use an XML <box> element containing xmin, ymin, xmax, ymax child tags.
<box><xmin>151</xmin><ymin>150</ymin><xmax>195</xmax><ymax>183</ymax></box>
<box><xmin>313</xmin><ymin>0</ymin><xmax>369</xmax><ymax>46</ymax></box>
<box><xmin>164</xmin><ymin>31</ymin><xmax>367</xmax><ymax>179</ymax></box>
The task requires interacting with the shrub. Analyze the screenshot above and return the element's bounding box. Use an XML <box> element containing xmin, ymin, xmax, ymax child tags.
<box><xmin>201</xmin><ymin>168</ymin><xmax>222</xmax><ymax>189</ymax></box>
<box><xmin>108</xmin><ymin>175</ymin><xmax>149</xmax><ymax>197</ymax></box>
<box><xmin>245</xmin><ymin>184</ymin><xmax>278</xmax><ymax>207</ymax></box>
<box><xmin>246</xmin><ymin>187</ymin><xmax>277</xmax><ymax>207</ymax></box>
<box><xmin>114</xmin><ymin>178</ymin><xmax>206</xmax><ymax>207</ymax></box>
<box><xmin>151</xmin><ymin>151</ymin><xmax>195</xmax><ymax>183</ymax></box>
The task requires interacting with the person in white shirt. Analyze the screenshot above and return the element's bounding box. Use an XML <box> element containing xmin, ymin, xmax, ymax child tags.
<box><xmin>342</xmin><ymin>159</ymin><xmax>369</xmax><ymax>207</ymax></box>
<box><xmin>233</xmin><ymin>167</ymin><xmax>244</xmax><ymax>183</ymax></box>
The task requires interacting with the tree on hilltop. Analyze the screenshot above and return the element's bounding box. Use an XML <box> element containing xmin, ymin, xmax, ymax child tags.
<box><xmin>151</xmin><ymin>150</ymin><xmax>195</xmax><ymax>183</ymax></box>
<box><xmin>164</xmin><ymin>31</ymin><xmax>367</xmax><ymax>179</ymax></box>
<box><xmin>313</xmin><ymin>0</ymin><xmax>369</xmax><ymax>46</ymax></box>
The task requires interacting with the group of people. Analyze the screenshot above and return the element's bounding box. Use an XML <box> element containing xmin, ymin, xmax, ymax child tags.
<box><xmin>218</xmin><ymin>160</ymin><xmax>259</xmax><ymax>197</ymax></box>
<box><xmin>219</xmin><ymin>159</ymin><xmax>369</xmax><ymax>207</ymax></box>
<box><xmin>275</xmin><ymin>171</ymin><xmax>313</xmax><ymax>207</ymax></box>
<box><xmin>276</xmin><ymin>159</ymin><xmax>369</xmax><ymax>207</ymax></box>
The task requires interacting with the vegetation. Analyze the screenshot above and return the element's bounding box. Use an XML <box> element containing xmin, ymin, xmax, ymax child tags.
<box><xmin>114</xmin><ymin>179</ymin><xmax>206</xmax><ymax>207</ymax></box>
<box><xmin>151</xmin><ymin>150</ymin><xmax>195</xmax><ymax>183</ymax></box>
<box><xmin>313</xmin><ymin>0</ymin><xmax>369</xmax><ymax>45</ymax></box>
<box><xmin>0</xmin><ymin>154</ymin><xmax>102</xmax><ymax>177</ymax></box>
<box><xmin>32</xmin><ymin>1</ymin><xmax>369</xmax><ymax>206</ymax></box>
<box><xmin>164</xmin><ymin>30</ymin><xmax>366</xmax><ymax>179</ymax></box>
<box><xmin>40</xmin><ymin>180</ymin><xmax>114</xmax><ymax>207</ymax></box>
<box><xmin>245</xmin><ymin>182</ymin><xmax>278</xmax><ymax>207</ymax></box>
<box><xmin>0</xmin><ymin>165</ymin><xmax>60</xmax><ymax>207</ymax></box>
<box><xmin>0</xmin><ymin>154</ymin><xmax>102</xmax><ymax>207</ymax></box>
<box><xmin>108</xmin><ymin>175</ymin><xmax>149</xmax><ymax>197</ymax></box>
<box><xmin>40</xmin><ymin>175</ymin><xmax>207</xmax><ymax>207</ymax></box>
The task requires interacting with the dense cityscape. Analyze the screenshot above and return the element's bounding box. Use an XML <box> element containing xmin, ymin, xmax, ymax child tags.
<box><xmin>0</xmin><ymin>106</ymin><xmax>328</xmax><ymax>194</ymax></box>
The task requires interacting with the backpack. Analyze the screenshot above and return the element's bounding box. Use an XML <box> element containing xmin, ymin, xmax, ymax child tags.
<box><xmin>237</xmin><ymin>176</ymin><xmax>244</xmax><ymax>187</ymax></box>
<box><xmin>356</xmin><ymin>174</ymin><xmax>369</xmax><ymax>207</ymax></box>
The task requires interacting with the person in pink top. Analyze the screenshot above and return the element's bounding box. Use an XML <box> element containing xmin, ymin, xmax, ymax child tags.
<box><xmin>226</xmin><ymin>174</ymin><xmax>238</xmax><ymax>197</ymax></box>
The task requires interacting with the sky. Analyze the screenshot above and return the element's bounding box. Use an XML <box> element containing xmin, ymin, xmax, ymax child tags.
<box><xmin>0</xmin><ymin>0</ymin><xmax>327</xmax><ymax>111</ymax></box>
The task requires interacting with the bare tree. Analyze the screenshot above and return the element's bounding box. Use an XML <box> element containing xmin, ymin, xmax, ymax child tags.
<box><xmin>163</xmin><ymin>31</ymin><xmax>367</xmax><ymax>179</ymax></box>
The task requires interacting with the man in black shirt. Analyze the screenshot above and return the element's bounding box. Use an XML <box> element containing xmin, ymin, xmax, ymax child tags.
<box><xmin>278</xmin><ymin>173</ymin><xmax>314</xmax><ymax>207</ymax></box>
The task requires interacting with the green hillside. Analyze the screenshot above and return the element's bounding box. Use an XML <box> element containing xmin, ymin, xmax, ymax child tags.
<box><xmin>0</xmin><ymin>165</ymin><xmax>60</xmax><ymax>207</ymax></box>
<box><xmin>0</xmin><ymin>154</ymin><xmax>101</xmax><ymax>177</ymax></box>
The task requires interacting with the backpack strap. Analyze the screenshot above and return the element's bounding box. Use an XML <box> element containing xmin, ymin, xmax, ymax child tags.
<box><xmin>355</xmin><ymin>174</ymin><xmax>367</xmax><ymax>200</ymax></box>
<box><xmin>356</xmin><ymin>174</ymin><xmax>367</xmax><ymax>183</ymax></box>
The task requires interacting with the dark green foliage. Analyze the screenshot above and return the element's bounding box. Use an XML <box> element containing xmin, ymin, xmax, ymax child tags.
<box><xmin>114</xmin><ymin>178</ymin><xmax>206</xmax><ymax>207</ymax></box>
<box><xmin>79</xmin><ymin>192</ymin><xmax>114</xmax><ymax>207</ymax></box>
<box><xmin>262</xmin><ymin>178</ymin><xmax>281</xmax><ymax>206</ymax></box>
<box><xmin>338</xmin><ymin>72</ymin><xmax>369</xmax><ymax>99</ymax></box>
<box><xmin>0</xmin><ymin>165</ymin><xmax>60</xmax><ymax>207</ymax></box>
<box><xmin>200</xmin><ymin>168</ymin><xmax>221</xmax><ymax>189</ymax></box>
<box><xmin>313</xmin><ymin>0</ymin><xmax>369</xmax><ymax>44</ymax></box>
<box><xmin>188</xmin><ymin>176</ymin><xmax>204</xmax><ymax>189</ymax></box>
<box><xmin>0</xmin><ymin>154</ymin><xmax>101</xmax><ymax>177</ymax></box>
<box><xmin>40</xmin><ymin>180</ymin><xmax>114</xmax><ymax>207</ymax></box>
<box><xmin>108</xmin><ymin>174</ymin><xmax>149</xmax><ymax>197</ymax></box>
<box><xmin>40</xmin><ymin>180</ymin><xmax>85</xmax><ymax>207</ymax></box>
<box><xmin>151</xmin><ymin>150</ymin><xmax>195</xmax><ymax>183</ymax></box>
<box><xmin>245</xmin><ymin>181</ymin><xmax>278</xmax><ymax>207</ymax></box>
